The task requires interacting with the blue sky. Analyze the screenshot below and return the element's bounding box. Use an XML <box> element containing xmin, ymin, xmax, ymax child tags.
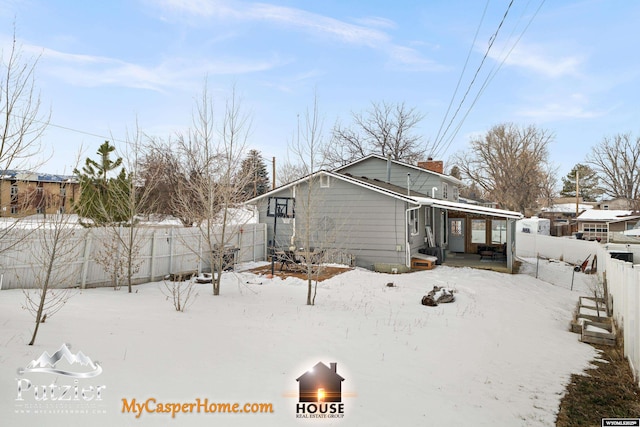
<box><xmin>1</xmin><ymin>0</ymin><xmax>639</xmax><ymax>181</ymax></box>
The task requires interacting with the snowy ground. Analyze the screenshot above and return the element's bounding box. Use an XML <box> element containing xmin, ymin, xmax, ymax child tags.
<box><xmin>0</xmin><ymin>262</ymin><xmax>598</xmax><ymax>426</ymax></box>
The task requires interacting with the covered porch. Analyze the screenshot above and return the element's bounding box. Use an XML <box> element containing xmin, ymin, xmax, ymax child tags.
<box><xmin>411</xmin><ymin>197</ymin><xmax>523</xmax><ymax>273</ymax></box>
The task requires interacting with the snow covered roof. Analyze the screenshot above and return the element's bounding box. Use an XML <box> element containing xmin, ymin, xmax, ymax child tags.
<box><xmin>333</xmin><ymin>154</ymin><xmax>464</xmax><ymax>186</ymax></box>
<box><xmin>0</xmin><ymin>170</ymin><xmax>77</xmax><ymax>183</ymax></box>
<box><xmin>412</xmin><ymin>197</ymin><xmax>523</xmax><ymax>219</ymax></box>
<box><xmin>576</xmin><ymin>209</ymin><xmax>639</xmax><ymax>222</ymax></box>
<box><xmin>541</xmin><ymin>203</ymin><xmax>594</xmax><ymax>213</ymax></box>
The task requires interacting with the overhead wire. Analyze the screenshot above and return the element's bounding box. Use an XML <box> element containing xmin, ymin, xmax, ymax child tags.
<box><xmin>436</xmin><ymin>0</ymin><xmax>546</xmax><ymax>157</ymax></box>
<box><xmin>433</xmin><ymin>0</ymin><xmax>490</xmax><ymax>149</ymax></box>
<box><xmin>431</xmin><ymin>0</ymin><xmax>515</xmax><ymax>159</ymax></box>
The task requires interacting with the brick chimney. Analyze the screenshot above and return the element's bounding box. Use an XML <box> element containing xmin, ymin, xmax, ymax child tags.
<box><xmin>418</xmin><ymin>158</ymin><xmax>443</xmax><ymax>174</ymax></box>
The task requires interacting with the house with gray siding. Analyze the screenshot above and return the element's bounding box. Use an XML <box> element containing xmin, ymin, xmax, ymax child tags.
<box><xmin>246</xmin><ymin>155</ymin><xmax>523</xmax><ymax>273</ymax></box>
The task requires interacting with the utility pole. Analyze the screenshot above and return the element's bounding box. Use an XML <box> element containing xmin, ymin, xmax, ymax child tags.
<box><xmin>575</xmin><ymin>169</ymin><xmax>579</xmax><ymax>217</ymax></box>
<box><xmin>272</xmin><ymin>156</ymin><xmax>276</xmax><ymax>189</ymax></box>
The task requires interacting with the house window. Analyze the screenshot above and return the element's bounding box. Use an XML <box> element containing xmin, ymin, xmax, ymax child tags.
<box><xmin>452</xmin><ymin>186</ymin><xmax>459</xmax><ymax>202</ymax></box>
<box><xmin>442</xmin><ymin>182</ymin><xmax>448</xmax><ymax>199</ymax></box>
<box><xmin>10</xmin><ymin>185</ymin><xmax>18</xmax><ymax>196</ymax></box>
<box><xmin>581</xmin><ymin>222</ymin><xmax>607</xmax><ymax>239</ymax></box>
<box><xmin>451</xmin><ymin>219</ymin><xmax>463</xmax><ymax>236</ymax></box>
<box><xmin>602</xmin><ymin>205</ymin><xmax>609</xmax><ymax>210</ymax></box>
<box><xmin>409</xmin><ymin>209</ymin><xmax>419</xmax><ymax>235</ymax></box>
<box><xmin>491</xmin><ymin>220</ymin><xmax>507</xmax><ymax>244</ymax></box>
<box><xmin>36</xmin><ymin>206</ymin><xmax>44</xmax><ymax>214</ymax></box>
<box><xmin>320</xmin><ymin>174</ymin><xmax>330</xmax><ymax>188</ymax></box>
<box><xmin>471</xmin><ymin>219</ymin><xmax>486</xmax><ymax>244</ymax></box>
<box><xmin>10</xmin><ymin>205</ymin><xmax>18</xmax><ymax>214</ymax></box>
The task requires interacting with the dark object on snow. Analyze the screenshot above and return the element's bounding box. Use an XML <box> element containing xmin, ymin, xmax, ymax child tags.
<box><xmin>421</xmin><ymin>285</ymin><xmax>455</xmax><ymax>306</ymax></box>
<box><xmin>421</xmin><ymin>294</ymin><xmax>437</xmax><ymax>306</ymax></box>
<box><xmin>386</xmin><ymin>282</ymin><xmax>395</xmax><ymax>287</ymax></box>
<box><xmin>165</xmin><ymin>271</ymin><xmax>196</xmax><ymax>281</ymax></box>
<box><xmin>195</xmin><ymin>273</ymin><xmax>213</xmax><ymax>284</ymax></box>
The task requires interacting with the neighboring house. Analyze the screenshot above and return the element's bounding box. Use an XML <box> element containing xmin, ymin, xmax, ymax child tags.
<box><xmin>575</xmin><ymin>209</ymin><xmax>640</xmax><ymax>241</ymax></box>
<box><xmin>538</xmin><ymin>200</ymin><xmax>594</xmax><ymax>237</ymax></box>
<box><xmin>246</xmin><ymin>155</ymin><xmax>523</xmax><ymax>273</ymax></box>
<box><xmin>596</xmin><ymin>198</ymin><xmax>637</xmax><ymax>210</ymax></box>
<box><xmin>0</xmin><ymin>171</ymin><xmax>79</xmax><ymax>217</ymax></box>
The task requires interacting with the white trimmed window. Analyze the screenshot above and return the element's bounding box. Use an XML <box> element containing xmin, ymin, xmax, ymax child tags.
<box><xmin>409</xmin><ymin>209</ymin><xmax>419</xmax><ymax>235</ymax></box>
<box><xmin>442</xmin><ymin>182</ymin><xmax>448</xmax><ymax>199</ymax></box>
<box><xmin>320</xmin><ymin>174</ymin><xmax>330</xmax><ymax>188</ymax></box>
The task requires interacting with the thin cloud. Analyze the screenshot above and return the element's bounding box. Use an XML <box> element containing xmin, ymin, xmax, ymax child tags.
<box><xmin>32</xmin><ymin>43</ymin><xmax>284</xmax><ymax>91</ymax></box>
<box><xmin>352</xmin><ymin>16</ymin><xmax>397</xmax><ymax>29</ymax></box>
<box><xmin>516</xmin><ymin>97</ymin><xmax>607</xmax><ymax>121</ymax></box>
<box><xmin>489</xmin><ymin>42</ymin><xmax>584</xmax><ymax>78</ymax></box>
<box><xmin>149</xmin><ymin>0</ymin><xmax>441</xmax><ymax>69</ymax></box>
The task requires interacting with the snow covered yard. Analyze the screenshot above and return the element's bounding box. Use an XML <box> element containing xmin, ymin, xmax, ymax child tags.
<box><xmin>0</xmin><ymin>264</ymin><xmax>597</xmax><ymax>426</ymax></box>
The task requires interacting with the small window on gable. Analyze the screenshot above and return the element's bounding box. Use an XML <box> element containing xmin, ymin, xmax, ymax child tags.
<box><xmin>442</xmin><ymin>182</ymin><xmax>449</xmax><ymax>199</ymax></box>
<box><xmin>320</xmin><ymin>174</ymin><xmax>330</xmax><ymax>188</ymax></box>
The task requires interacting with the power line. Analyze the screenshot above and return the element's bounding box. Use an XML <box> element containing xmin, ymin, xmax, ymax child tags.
<box><xmin>436</xmin><ymin>0</ymin><xmax>546</xmax><ymax>157</ymax></box>
<box><xmin>431</xmin><ymin>0</ymin><xmax>517</xmax><ymax>159</ymax></box>
<box><xmin>433</xmin><ymin>0</ymin><xmax>490</xmax><ymax>148</ymax></box>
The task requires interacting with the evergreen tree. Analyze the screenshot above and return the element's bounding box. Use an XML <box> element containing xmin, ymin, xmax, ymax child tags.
<box><xmin>239</xmin><ymin>149</ymin><xmax>270</xmax><ymax>199</ymax></box>
<box><xmin>560</xmin><ymin>163</ymin><xmax>602</xmax><ymax>202</ymax></box>
<box><xmin>73</xmin><ymin>141</ymin><xmax>131</xmax><ymax>225</ymax></box>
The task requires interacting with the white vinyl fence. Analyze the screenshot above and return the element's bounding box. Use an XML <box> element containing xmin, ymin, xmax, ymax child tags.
<box><xmin>0</xmin><ymin>223</ymin><xmax>267</xmax><ymax>290</ymax></box>
<box><xmin>517</xmin><ymin>232</ymin><xmax>640</xmax><ymax>385</ymax></box>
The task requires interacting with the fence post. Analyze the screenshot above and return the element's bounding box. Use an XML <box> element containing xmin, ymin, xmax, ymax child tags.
<box><xmin>80</xmin><ymin>230</ymin><xmax>92</xmax><ymax>289</ymax></box>
<box><xmin>169</xmin><ymin>227</ymin><xmax>175</xmax><ymax>274</ymax></box>
<box><xmin>149</xmin><ymin>230</ymin><xmax>156</xmax><ymax>282</ymax></box>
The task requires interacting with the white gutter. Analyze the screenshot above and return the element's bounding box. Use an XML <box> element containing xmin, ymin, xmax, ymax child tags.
<box><xmin>290</xmin><ymin>184</ymin><xmax>297</xmax><ymax>248</ymax></box>
<box><xmin>405</xmin><ymin>205</ymin><xmax>421</xmax><ymax>268</ymax></box>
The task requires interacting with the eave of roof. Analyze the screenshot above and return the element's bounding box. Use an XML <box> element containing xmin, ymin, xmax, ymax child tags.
<box><xmin>413</xmin><ymin>197</ymin><xmax>524</xmax><ymax>219</ymax></box>
<box><xmin>333</xmin><ymin>154</ymin><xmax>464</xmax><ymax>186</ymax></box>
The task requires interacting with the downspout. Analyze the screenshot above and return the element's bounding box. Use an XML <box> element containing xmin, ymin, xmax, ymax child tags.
<box><xmin>431</xmin><ymin>187</ymin><xmax>438</xmax><ymax>246</ymax></box>
<box><xmin>386</xmin><ymin>154</ymin><xmax>391</xmax><ymax>183</ymax></box>
<box><xmin>290</xmin><ymin>184</ymin><xmax>297</xmax><ymax>248</ymax></box>
<box><xmin>405</xmin><ymin>204</ymin><xmax>421</xmax><ymax>268</ymax></box>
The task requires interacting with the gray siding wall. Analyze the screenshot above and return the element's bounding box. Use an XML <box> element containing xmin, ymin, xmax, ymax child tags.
<box><xmin>339</xmin><ymin>157</ymin><xmax>459</xmax><ymax>202</ymax></box>
<box><xmin>255</xmin><ymin>175</ymin><xmax>420</xmax><ymax>269</ymax></box>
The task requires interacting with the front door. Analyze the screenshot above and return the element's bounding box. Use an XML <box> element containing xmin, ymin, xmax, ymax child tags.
<box><xmin>448</xmin><ymin>218</ymin><xmax>465</xmax><ymax>252</ymax></box>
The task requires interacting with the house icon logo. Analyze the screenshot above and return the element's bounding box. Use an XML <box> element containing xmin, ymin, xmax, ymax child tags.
<box><xmin>295</xmin><ymin>361</ymin><xmax>345</xmax><ymax>419</ymax></box>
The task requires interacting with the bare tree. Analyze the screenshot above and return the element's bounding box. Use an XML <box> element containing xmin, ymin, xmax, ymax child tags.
<box><xmin>172</xmin><ymin>82</ymin><xmax>252</xmax><ymax>296</ymax></box>
<box><xmin>0</xmin><ymin>30</ymin><xmax>49</xmax><ymax>251</ymax></box>
<box><xmin>586</xmin><ymin>133</ymin><xmax>640</xmax><ymax>209</ymax></box>
<box><xmin>107</xmin><ymin>123</ymin><xmax>164</xmax><ymax>292</ymax></box>
<box><xmin>160</xmin><ymin>277</ymin><xmax>198</xmax><ymax>312</ymax></box>
<box><xmin>451</xmin><ymin>123</ymin><xmax>555</xmax><ymax>213</ymax></box>
<box><xmin>277</xmin><ymin>160</ymin><xmax>307</xmax><ymax>186</ymax></box>
<box><xmin>325</xmin><ymin>101</ymin><xmax>427</xmax><ymax>169</ymax></box>
<box><xmin>21</xmin><ymin>211</ymin><xmax>84</xmax><ymax>345</ymax></box>
<box><xmin>138</xmin><ymin>138</ymin><xmax>182</xmax><ymax>219</ymax></box>
<box><xmin>538</xmin><ymin>163</ymin><xmax>559</xmax><ymax>209</ymax></box>
<box><xmin>286</xmin><ymin>95</ymin><xmax>352</xmax><ymax>306</ymax></box>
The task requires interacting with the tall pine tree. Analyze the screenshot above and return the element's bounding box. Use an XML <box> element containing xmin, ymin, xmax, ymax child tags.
<box><xmin>560</xmin><ymin>163</ymin><xmax>602</xmax><ymax>202</ymax></box>
<box><xmin>73</xmin><ymin>141</ymin><xmax>131</xmax><ymax>225</ymax></box>
<box><xmin>239</xmin><ymin>149</ymin><xmax>270</xmax><ymax>199</ymax></box>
